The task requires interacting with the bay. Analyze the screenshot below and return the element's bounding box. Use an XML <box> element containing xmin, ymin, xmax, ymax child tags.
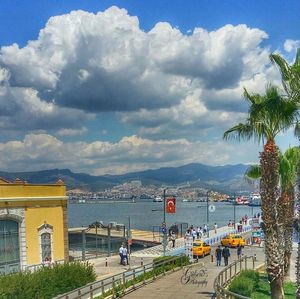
<box><xmin>68</xmin><ymin>200</ymin><xmax>261</xmax><ymax>231</ymax></box>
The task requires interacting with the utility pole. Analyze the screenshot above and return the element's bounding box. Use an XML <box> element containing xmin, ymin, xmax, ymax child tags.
<box><xmin>206</xmin><ymin>191</ymin><xmax>210</xmax><ymax>237</ymax></box>
<box><xmin>233</xmin><ymin>192</ymin><xmax>236</xmax><ymax>230</ymax></box>
<box><xmin>82</xmin><ymin>228</ymin><xmax>86</xmax><ymax>261</ymax></box>
<box><xmin>163</xmin><ymin>189</ymin><xmax>167</xmax><ymax>256</ymax></box>
<box><xmin>127</xmin><ymin>216</ymin><xmax>131</xmax><ymax>266</ymax></box>
<box><xmin>95</xmin><ymin>224</ymin><xmax>98</xmax><ymax>257</ymax></box>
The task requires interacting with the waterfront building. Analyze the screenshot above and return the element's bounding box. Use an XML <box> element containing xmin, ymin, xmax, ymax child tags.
<box><xmin>0</xmin><ymin>178</ymin><xmax>69</xmax><ymax>274</ymax></box>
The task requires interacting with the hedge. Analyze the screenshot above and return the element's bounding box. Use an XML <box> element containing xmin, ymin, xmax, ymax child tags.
<box><xmin>0</xmin><ymin>262</ymin><xmax>96</xmax><ymax>299</ymax></box>
<box><xmin>228</xmin><ymin>270</ymin><xmax>259</xmax><ymax>297</ymax></box>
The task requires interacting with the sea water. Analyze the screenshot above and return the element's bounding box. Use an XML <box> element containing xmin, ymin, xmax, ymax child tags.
<box><xmin>68</xmin><ymin>200</ymin><xmax>261</xmax><ymax>230</ymax></box>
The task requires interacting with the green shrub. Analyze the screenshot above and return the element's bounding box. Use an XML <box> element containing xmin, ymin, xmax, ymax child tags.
<box><xmin>228</xmin><ymin>277</ymin><xmax>254</xmax><ymax>297</ymax></box>
<box><xmin>0</xmin><ymin>262</ymin><xmax>96</xmax><ymax>299</ymax></box>
<box><xmin>228</xmin><ymin>270</ymin><xmax>259</xmax><ymax>297</ymax></box>
<box><xmin>240</xmin><ymin>270</ymin><xmax>259</xmax><ymax>286</ymax></box>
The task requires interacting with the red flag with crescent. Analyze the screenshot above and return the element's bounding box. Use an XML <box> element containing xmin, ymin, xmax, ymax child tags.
<box><xmin>166</xmin><ymin>197</ymin><xmax>176</xmax><ymax>213</ymax></box>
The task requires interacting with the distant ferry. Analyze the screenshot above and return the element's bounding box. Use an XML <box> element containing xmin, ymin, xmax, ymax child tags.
<box><xmin>153</xmin><ymin>196</ymin><xmax>163</xmax><ymax>202</ymax></box>
<box><xmin>234</xmin><ymin>196</ymin><xmax>249</xmax><ymax>205</ymax></box>
<box><xmin>248</xmin><ymin>194</ymin><xmax>261</xmax><ymax>206</ymax></box>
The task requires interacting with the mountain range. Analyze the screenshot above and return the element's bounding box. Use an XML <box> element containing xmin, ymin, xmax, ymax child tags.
<box><xmin>0</xmin><ymin>163</ymin><xmax>254</xmax><ymax>193</ymax></box>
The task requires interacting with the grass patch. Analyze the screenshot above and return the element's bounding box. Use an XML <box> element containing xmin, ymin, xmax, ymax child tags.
<box><xmin>252</xmin><ymin>274</ymin><xmax>296</xmax><ymax>299</ymax></box>
<box><xmin>228</xmin><ymin>270</ymin><xmax>259</xmax><ymax>297</ymax></box>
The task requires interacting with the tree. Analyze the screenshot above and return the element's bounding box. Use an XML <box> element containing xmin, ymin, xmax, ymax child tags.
<box><xmin>224</xmin><ymin>85</ymin><xmax>299</xmax><ymax>299</ymax></box>
<box><xmin>245</xmin><ymin>147</ymin><xmax>299</xmax><ymax>278</ymax></box>
<box><xmin>270</xmin><ymin>50</ymin><xmax>300</xmax><ymax>100</ymax></box>
<box><xmin>271</xmin><ymin>51</ymin><xmax>300</xmax><ymax>298</ymax></box>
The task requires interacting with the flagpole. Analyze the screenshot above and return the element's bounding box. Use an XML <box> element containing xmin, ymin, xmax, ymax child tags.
<box><xmin>163</xmin><ymin>189</ymin><xmax>166</xmax><ymax>257</ymax></box>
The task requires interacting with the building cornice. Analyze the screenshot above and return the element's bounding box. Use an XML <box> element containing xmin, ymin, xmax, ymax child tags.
<box><xmin>0</xmin><ymin>196</ymin><xmax>68</xmax><ymax>202</ymax></box>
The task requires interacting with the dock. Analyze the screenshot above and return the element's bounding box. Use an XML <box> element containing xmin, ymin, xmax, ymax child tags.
<box><xmin>68</xmin><ymin>227</ymin><xmax>162</xmax><ymax>247</ymax></box>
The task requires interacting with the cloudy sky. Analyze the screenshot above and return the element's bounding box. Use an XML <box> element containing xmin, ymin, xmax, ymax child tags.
<box><xmin>0</xmin><ymin>0</ymin><xmax>299</xmax><ymax>175</ymax></box>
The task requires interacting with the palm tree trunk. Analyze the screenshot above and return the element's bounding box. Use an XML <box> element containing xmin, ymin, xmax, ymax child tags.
<box><xmin>297</xmin><ymin>164</ymin><xmax>300</xmax><ymax>298</ymax></box>
<box><xmin>260</xmin><ymin>139</ymin><xmax>284</xmax><ymax>299</ymax></box>
<box><xmin>277</xmin><ymin>192</ymin><xmax>288</xmax><ymax>276</ymax></box>
<box><xmin>277</xmin><ymin>190</ymin><xmax>295</xmax><ymax>277</ymax></box>
<box><xmin>284</xmin><ymin>189</ymin><xmax>295</xmax><ymax>277</ymax></box>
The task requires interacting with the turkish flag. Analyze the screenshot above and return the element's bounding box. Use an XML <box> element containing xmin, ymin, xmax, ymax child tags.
<box><xmin>166</xmin><ymin>197</ymin><xmax>176</xmax><ymax>213</ymax></box>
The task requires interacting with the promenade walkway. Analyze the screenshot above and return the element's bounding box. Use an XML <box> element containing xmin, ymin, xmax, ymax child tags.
<box><xmin>88</xmin><ymin>223</ymin><xmax>252</xmax><ymax>279</ymax></box>
<box><xmin>131</xmin><ymin>224</ymin><xmax>252</xmax><ymax>257</ymax></box>
<box><xmin>122</xmin><ymin>246</ymin><xmax>266</xmax><ymax>299</ymax></box>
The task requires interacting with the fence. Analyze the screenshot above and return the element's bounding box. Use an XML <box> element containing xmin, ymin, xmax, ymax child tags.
<box><xmin>54</xmin><ymin>255</ymin><xmax>187</xmax><ymax>299</ymax></box>
<box><xmin>214</xmin><ymin>255</ymin><xmax>256</xmax><ymax>299</ymax></box>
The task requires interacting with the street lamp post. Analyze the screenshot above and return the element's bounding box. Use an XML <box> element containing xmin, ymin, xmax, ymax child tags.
<box><xmin>163</xmin><ymin>189</ymin><xmax>167</xmax><ymax>257</ymax></box>
<box><xmin>233</xmin><ymin>192</ymin><xmax>236</xmax><ymax>230</ymax></box>
<box><xmin>127</xmin><ymin>216</ymin><xmax>131</xmax><ymax>266</ymax></box>
<box><xmin>206</xmin><ymin>191</ymin><xmax>210</xmax><ymax>237</ymax></box>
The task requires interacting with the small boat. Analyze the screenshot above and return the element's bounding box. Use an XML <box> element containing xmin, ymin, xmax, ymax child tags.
<box><xmin>234</xmin><ymin>196</ymin><xmax>249</xmax><ymax>205</ymax></box>
<box><xmin>153</xmin><ymin>196</ymin><xmax>163</xmax><ymax>202</ymax></box>
<box><xmin>248</xmin><ymin>194</ymin><xmax>261</xmax><ymax>206</ymax></box>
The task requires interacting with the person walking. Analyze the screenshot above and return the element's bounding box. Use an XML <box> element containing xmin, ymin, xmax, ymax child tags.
<box><xmin>222</xmin><ymin>246</ymin><xmax>230</xmax><ymax>266</ymax></box>
<box><xmin>192</xmin><ymin>228</ymin><xmax>197</xmax><ymax>241</ymax></box>
<box><xmin>214</xmin><ymin>223</ymin><xmax>218</xmax><ymax>234</ymax></box>
<box><xmin>171</xmin><ymin>231</ymin><xmax>176</xmax><ymax>248</ymax></box>
<box><xmin>204</xmin><ymin>224</ymin><xmax>207</xmax><ymax>236</ymax></box>
<box><xmin>215</xmin><ymin>245</ymin><xmax>222</xmax><ymax>266</ymax></box>
<box><xmin>196</xmin><ymin>226</ymin><xmax>200</xmax><ymax>239</ymax></box>
<box><xmin>122</xmin><ymin>246</ymin><xmax>129</xmax><ymax>265</ymax></box>
<box><xmin>199</xmin><ymin>227</ymin><xmax>203</xmax><ymax>239</ymax></box>
<box><xmin>237</xmin><ymin>244</ymin><xmax>242</xmax><ymax>260</ymax></box>
<box><xmin>119</xmin><ymin>244</ymin><xmax>124</xmax><ymax>265</ymax></box>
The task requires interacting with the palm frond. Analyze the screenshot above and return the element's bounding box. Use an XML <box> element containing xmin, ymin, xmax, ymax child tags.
<box><xmin>244</xmin><ymin>165</ymin><xmax>261</xmax><ymax>179</ymax></box>
<box><xmin>223</xmin><ymin>123</ymin><xmax>254</xmax><ymax>141</ymax></box>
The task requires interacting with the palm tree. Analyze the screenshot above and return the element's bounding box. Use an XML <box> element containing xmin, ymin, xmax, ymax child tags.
<box><xmin>245</xmin><ymin>147</ymin><xmax>299</xmax><ymax>277</ymax></box>
<box><xmin>270</xmin><ymin>50</ymin><xmax>300</xmax><ymax>100</ymax></box>
<box><xmin>271</xmin><ymin>51</ymin><xmax>300</xmax><ymax>297</ymax></box>
<box><xmin>224</xmin><ymin>85</ymin><xmax>299</xmax><ymax>299</ymax></box>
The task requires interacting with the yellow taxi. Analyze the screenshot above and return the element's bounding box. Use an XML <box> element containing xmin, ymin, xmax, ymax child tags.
<box><xmin>192</xmin><ymin>241</ymin><xmax>211</xmax><ymax>258</ymax></box>
<box><xmin>221</xmin><ymin>234</ymin><xmax>245</xmax><ymax>248</ymax></box>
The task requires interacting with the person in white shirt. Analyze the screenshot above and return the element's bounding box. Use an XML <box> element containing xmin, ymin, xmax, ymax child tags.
<box><xmin>196</xmin><ymin>227</ymin><xmax>201</xmax><ymax>239</ymax></box>
<box><xmin>119</xmin><ymin>244</ymin><xmax>124</xmax><ymax>265</ymax></box>
<box><xmin>214</xmin><ymin>223</ymin><xmax>218</xmax><ymax>234</ymax></box>
<box><xmin>204</xmin><ymin>224</ymin><xmax>208</xmax><ymax>235</ymax></box>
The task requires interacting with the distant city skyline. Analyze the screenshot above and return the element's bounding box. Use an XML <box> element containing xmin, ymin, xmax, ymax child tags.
<box><xmin>0</xmin><ymin>1</ymin><xmax>299</xmax><ymax>174</ymax></box>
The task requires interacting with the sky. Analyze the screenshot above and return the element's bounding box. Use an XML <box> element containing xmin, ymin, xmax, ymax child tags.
<box><xmin>0</xmin><ymin>0</ymin><xmax>299</xmax><ymax>175</ymax></box>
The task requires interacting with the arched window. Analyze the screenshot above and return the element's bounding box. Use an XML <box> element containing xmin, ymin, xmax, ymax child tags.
<box><xmin>41</xmin><ymin>232</ymin><xmax>51</xmax><ymax>262</ymax></box>
<box><xmin>0</xmin><ymin>219</ymin><xmax>20</xmax><ymax>273</ymax></box>
<box><xmin>38</xmin><ymin>223</ymin><xmax>53</xmax><ymax>263</ymax></box>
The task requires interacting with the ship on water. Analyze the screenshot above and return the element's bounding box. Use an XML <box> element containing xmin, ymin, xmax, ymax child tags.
<box><xmin>153</xmin><ymin>196</ymin><xmax>163</xmax><ymax>202</ymax></box>
<box><xmin>248</xmin><ymin>193</ymin><xmax>261</xmax><ymax>206</ymax></box>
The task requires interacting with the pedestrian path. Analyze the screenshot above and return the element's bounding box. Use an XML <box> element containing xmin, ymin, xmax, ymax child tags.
<box><xmin>131</xmin><ymin>224</ymin><xmax>252</xmax><ymax>258</ymax></box>
<box><xmin>122</xmin><ymin>246</ymin><xmax>265</xmax><ymax>299</ymax></box>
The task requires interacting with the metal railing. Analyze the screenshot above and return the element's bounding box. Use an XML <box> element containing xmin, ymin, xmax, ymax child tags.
<box><xmin>54</xmin><ymin>255</ymin><xmax>187</xmax><ymax>299</ymax></box>
<box><xmin>214</xmin><ymin>255</ymin><xmax>256</xmax><ymax>299</ymax></box>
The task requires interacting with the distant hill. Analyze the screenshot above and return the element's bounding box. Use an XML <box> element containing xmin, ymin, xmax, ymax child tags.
<box><xmin>0</xmin><ymin>163</ymin><xmax>253</xmax><ymax>192</ymax></box>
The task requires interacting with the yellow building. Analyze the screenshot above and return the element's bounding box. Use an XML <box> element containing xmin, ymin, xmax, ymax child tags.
<box><xmin>0</xmin><ymin>178</ymin><xmax>69</xmax><ymax>274</ymax></box>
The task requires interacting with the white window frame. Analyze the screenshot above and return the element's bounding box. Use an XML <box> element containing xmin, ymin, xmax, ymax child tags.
<box><xmin>38</xmin><ymin>223</ymin><xmax>54</xmax><ymax>264</ymax></box>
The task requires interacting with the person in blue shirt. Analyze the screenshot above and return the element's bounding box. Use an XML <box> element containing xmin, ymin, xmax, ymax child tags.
<box><xmin>237</xmin><ymin>244</ymin><xmax>242</xmax><ymax>260</ymax></box>
<box><xmin>215</xmin><ymin>245</ymin><xmax>222</xmax><ymax>266</ymax></box>
<box><xmin>222</xmin><ymin>246</ymin><xmax>230</xmax><ymax>266</ymax></box>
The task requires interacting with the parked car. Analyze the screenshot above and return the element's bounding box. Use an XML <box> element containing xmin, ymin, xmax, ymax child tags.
<box><xmin>192</xmin><ymin>241</ymin><xmax>211</xmax><ymax>258</ymax></box>
<box><xmin>221</xmin><ymin>234</ymin><xmax>245</xmax><ymax>248</ymax></box>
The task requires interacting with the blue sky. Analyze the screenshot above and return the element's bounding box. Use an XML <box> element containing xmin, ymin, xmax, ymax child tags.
<box><xmin>0</xmin><ymin>0</ymin><xmax>299</xmax><ymax>174</ymax></box>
